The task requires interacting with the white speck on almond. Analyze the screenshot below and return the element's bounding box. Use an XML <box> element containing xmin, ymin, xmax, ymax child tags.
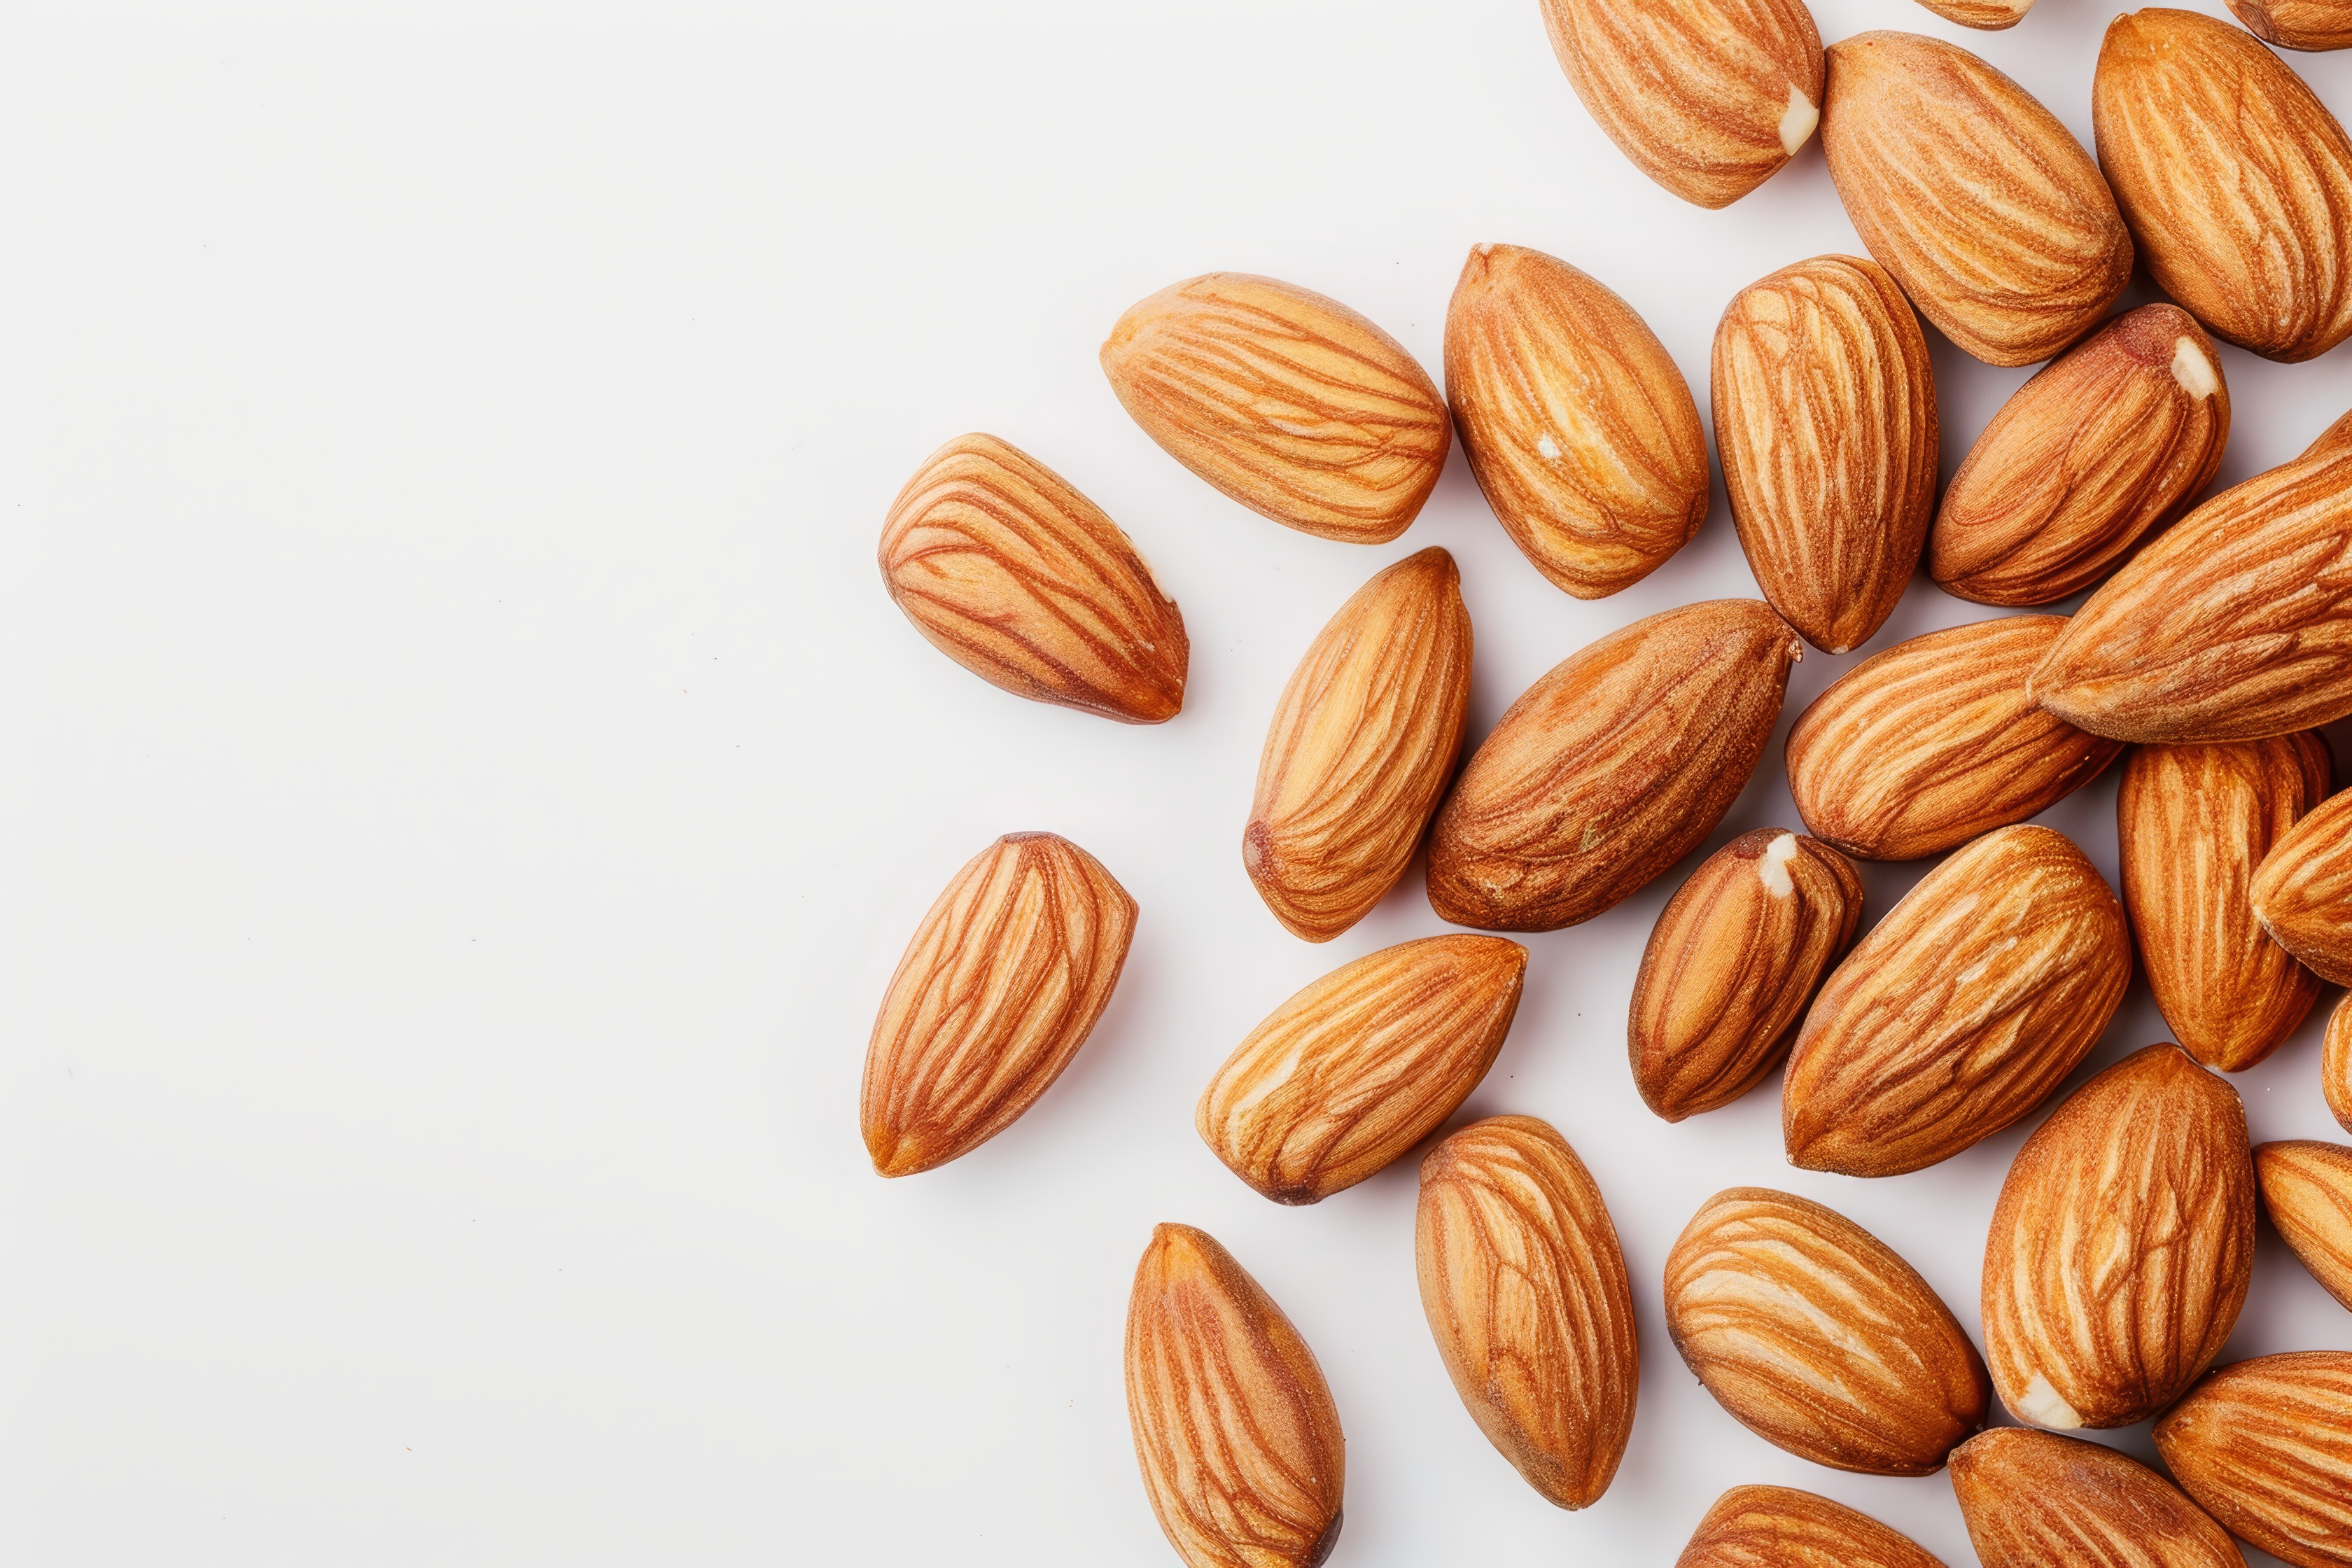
<box><xmin>1536</xmin><ymin>433</ymin><xmax>1562</xmax><ymax>461</ymax></box>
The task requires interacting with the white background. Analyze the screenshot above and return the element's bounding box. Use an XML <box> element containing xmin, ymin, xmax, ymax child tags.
<box><xmin>6</xmin><ymin>1</ymin><xmax>2352</xmax><ymax>1562</ymax></box>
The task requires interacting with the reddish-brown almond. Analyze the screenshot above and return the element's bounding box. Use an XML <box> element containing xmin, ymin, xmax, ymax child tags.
<box><xmin>2227</xmin><ymin>0</ymin><xmax>2352</xmax><ymax>50</ymax></box>
<box><xmin>1912</xmin><ymin>0</ymin><xmax>2036</xmax><ymax>28</ymax></box>
<box><xmin>1628</xmin><ymin>830</ymin><xmax>1865</xmax><ymax>1123</ymax></box>
<box><xmin>2258</xmin><ymin>1140</ymin><xmax>2352</xmax><ymax>1310</ymax></box>
<box><xmin>860</xmin><ymin>832</ymin><xmax>1137</xmax><ymax>1177</ymax></box>
<box><xmin>2156</xmin><ymin>1352</ymin><xmax>2352</xmax><ymax>1568</ymax></box>
<box><xmin>1950</xmin><ymin>1427</ymin><xmax>2245</xmax><ymax>1568</ymax></box>
<box><xmin>2253</xmin><ymin>789</ymin><xmax>2352</xmax><ymax>983</ymax></box>
<box><xmin>1415</xmin><ymin>1116</ymin><xmax>1638</xmax><ymax>1508</ymax></box>
<box><xmin>2330</xmin><ymin>996</ymin><xmax>2352</xmax><ymax>1134</ymax></box>
<box><xmin>1125</xmin><ymin>1224</ymin><xmax>1345</xmax><ymax>1568</ymax></box>
<box><xmin>1675</xmin><ymin>1485</ymin><xmax>1950</xmax><ymax>1568</ymax></box>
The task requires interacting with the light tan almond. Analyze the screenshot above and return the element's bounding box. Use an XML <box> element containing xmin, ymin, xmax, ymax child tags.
<box><xmin>2330</xmin><ymin>995</ymin><xmax>2352</xmax><ymax>1134</ymax></box>
<box><xmin>2227</xmin><ymin>0</ymin><xmax>2352</xmax><ymax>50</ymax></box>
<box><xmin>1822</xmin><ymin>32</ymin><xmax>2134</xmax><ymax>367</ymax></box>
<box><xmin>860</xmin><ymin>832</ymin><xmax>1136</xmax><ymax>1177</ymax></box>
<box><xmin>1125</xmin><ymin>1224</ymin><xmax>1345</xmax><ymax>1568</ymax></box>
<box><xmin>2156</xmin><ymin>1352</ymin><xmax>2352</xmax><ymax>1568</ymax></box>
<box><xmin>1628</xmin><ymin>830</ymin><xmax>1865</xmax><ymax>1123</ymax></box>
<box><xmin>2253</xmin><ymin>789</ymin><xmax>2352</xmax><ymax>982</ymax></box>
<box><xmin>1931</xmin><ymin>305</ymin><xmax>2230</xmax><ymax>608</ymax></box>
<box><xmin>878</xmin><ymin>433</ymin><xmax>1188</xmax><ymax>722</ymax></box>
<box><xmin>2095</xmin><ymin>9</ymin><xmax>2352</xmax><ymax>363</ymax></box>
<box><xmin>1676</xmin><ymin>1485</ymin><xmax>1949</xmax><ymax>1568</ymax></box>
<box><xmin>1415</xmin><ymin>1116</ymin><xmax>1637</xmax><ymax>1508</ymax></box>
<box><xmin>1950</xmin><ymin>1427</ymin><xmax>2245</xmax><ymax>1568</ymax></box>
<box><xmin>2258</xmin><ymin>1140</ymin><xmax>2352</xmax><ymax>1310</ymax></box>
<box><xmin>1197</xmin><ymin>935</ymin><xmax>1526</xmax><ymax>1204</ymax></box>
<box><xmin>1245</xmin><ymin>548</ymin><xmax>1472</xmax><ymax>942</ymax></box>
<box><xmin>1712</xmin><ymin>255</ymin><xmax>1938</xmax><ymax>654</ymax></box>
<box><xmin>1982</xmin><ymin>1045</ymin><xmax>2255</xmax><ymax>1431</ymax></box>
<box><xmin>1912</xmin><ymin>0</ymin><xmax>2036</xmax><ymax>29</ymax></box>
<box><xmin>1783</xmin><ymin>825</ymin><xmax>2131</xmax><ymax>1177</ymax></box>
<box><xmin>1444</xmin><ymin>244</ymin><xmax>1709</xmax><ymax>598</ymax></box>
<box><xmin>2120</xmin><ymin>734</ymin><xmax>2330</xmax><ymax>1071</ymax></box>
<box><xmin>1664</xmin><ymin>1187</ymin><xmax>1989</xmax><ymax>1476</ymax></box>
<box><xmin>1426</xmin><ymin>600</ymin><xmax>1800</xmax><ymax>932</ymax></box>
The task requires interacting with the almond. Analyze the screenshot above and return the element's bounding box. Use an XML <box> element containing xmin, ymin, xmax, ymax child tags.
<box><xmin>1414</xmin><ymin>1116</ymin><xmax>1638</xmax><ymax>1508</ymax></box>
<box><xmin>1712</xmin><ymin>255</ymin><xmax>1938</xmax><ymax>654</ymax></box>
<box><xmin>1663</xmin><ymin>1186</ymin><xmax>1989</xmax><ymax>1476</ymax></box>
<box><xmin>1197</xmin><ymin>935</ymin><xmax>1525</xmax><ymax>1204</ymax></box>
<box><xmin>1536</xmin><ymin>0</ymin><xmax>1823</xmax><ymax>209</ymax></box>
<box><xmin>2094</xmin><ymin>9</ymin><xmax>2352</xmax><ymax>363</ymax></box>
<box><xmin>1245</xmin><ymin>548</ymin><xmax>1472</xmax><ymax>941</ymax></box>
<box><xmin>2120</xmin><ymin>734</ymin><xmax>2330</xmax><ymax>1072</ymax></box>
<box><xmin>1426</xmin><ymin>600</ymin><xmax>1800</xmax><ymax>932</ymax></box>
<box><xmin>1628</xmin><ymin>829</ymin><xmax>1865</xmax><ymax>1123</ymax></box>
<box><xmin>860</xmin><ymin>832</ymin><xmax>1136</xmax><ymax>1177</ymax></box>
<box><xmin>1911</xmin><ymin>0</ymin><xmax>2036</xmax><ymax>29</ymax></box>
<box><xmin>1783</xmin><ymin>825</ymin><xmax>2130</xmax><ymax>1177</ymax></box>
<box><xmin>1949</xmin><ymin>1427</ymin><xmax>2245</xmax><ymax>1568</ymax></box>
<box><xmin>1929</xmin><ymin>305</ymin><xmax>2231</xmax><ymax>608</ymax></box>
<box><xmin>1785</xmin><ymin>617</ymin><xmax>2125</xmax><ymax>862</ymax></box>
<box><xmin>2256</xmin><ymin>1140</ymin><xmax>2352</xmax><ymax>1311</ymax></box>
<box><xmin>1100</xmin><ymin>273</ymin><xmax>1450</xmax><ymax>544</ymax></box>
<box><xmin>1125</xmin><ymin>1223</ymin><xmax>1345</xmax><ymax>1568</ymax></box>
<box><xmin>1675</xmin><ymin>1485</ymin><xmax>1949</xmax><ymax>1568</ymax></box>
<box><xmin>2253</xmin><ymin>788</ymin><xmax>2352</xmax><ymax>983</ymax></box>
<box><xmin>1821</xmin><ymin>33</ymin><xmax>2134</xmax><ymax>367</ymax></box>
<box><xmin>1443</xmin><ymin>244</ymin><xmax>1709</xmax><ymax>598</ymax></box>
<box><xmin>2155</xmin><ymin>1352</ymin><xmax>2352</xmax><ymax>1568</ymax></box>
<box><xmin>2226</xmin><ymin>0</ymin><xmax>2352</xmax><ymax>51</ymax></box>
<box><xmin>879</xmin><ymin>433</ymin><xmax>1188</xmax><ymax>722</ymax></box>
<box><xmin>1982</xmin><ymin>1044</ymin><xmax>2255</xmax><ymax>1432</ymax></box>
<box><xmin>2330</xmin><ymin>995</ymin><xmax>2352</xmax><ymax>1135</ymax></box>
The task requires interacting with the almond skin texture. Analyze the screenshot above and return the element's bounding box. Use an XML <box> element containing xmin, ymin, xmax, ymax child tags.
<box><xmin>2156</xmin><ymin>1352</ymin><xmax>2352</xmax><ymax>1568</ymax></box>
<box><xmin>1931</xmin><ymin>305</ymin><xmax>2230</xmax><ymax>608</ymax></box>
<box><xmin>2257</xmin><ymin>1140</ymin><xmax>2352</xmax><ymax>1310</ymax></box>
<box><xmin>879</xmin><ymin>433</ymin><xmax>1188</xmax><ymax>722</ymax></box>
<box><xmin>2330</xmin><ymin>995</ymin><xmax>2352</xmax><ymax>1133</ymax></box>
<box><xmin>1783</xmin><ymin>825</ymin><xmax>2131</xmax><ymax>1177</ymax></box>
<box><xmin>860</xmin><ymin>832</ymin><xmax>1137</xmax><ymax>1177</ymax></box>
<box><xmin>1664</xmin><ymin>1187</ymin><xmax>1989</xmax><ymax>1476</ymax></box>
<box><xmin>1414</xmin><ymin>1116</ymin><xmax>1638</xmax><ymax>1508</ymax></box>
<box><xmin>1628</xmin><ymin>830</ymin><xmax>1865</xmax><ymax>1123</ymax></box>
<box><xmin>1538</xmin><ymin>0</ymin><xmax>1823</xmax><ymax>209</ymax></box>
<box><xmin>1712</xmin><ymin>255</ymin><xmax>1938</xmax><ymax>654</ymax></box>
<box><xmin>1675</xmin><ymin>1485</ymin><xmax>1950</xmax><ymax>1568</ymax></box>
<box><xmin>2094</xmin><ymin>9</ymin><xmax>2352</xmax><ymax>363</ymax></box>
<box><xmin>2120</xmin><ymin>734</ymin><xmax>2330</xmax><ymax>1071</ymax></box>
<box><xmin>2253</xmin><ymin>789</ymin><xmax>2352</xmax><ymax>983</ymax></box>
<box><xmin>1912</xmin><ymin>0</ymin><xmax>2036</xmax><ymax>29</ymax></box>
<box><xmin>1100</xmin><ymin>273</ymin><xmax>1450</xmax><ymax>544</ymax></box>
<box><xmin>1197</xmin><ymin>935</ymin><xmax>1526</xmax><ymax>1205</ymax></box>
<box><xmin>1982</xmin><ymin>1044</ymin><xmax>2255</xmax><ymax>1432</ymax></box>
<box><xmin>1786</xmin><ymin>616</ymin><xmax>2125</xmax><ymax>862</ymax></box>
<box><xmin>1822</xmin><ymin>33</ymin><xmax>2134</xmax><ymax>367</ymax></box>
<box><xmin>1949</xmin><ymin>1427</ymin><xmax>2246</xmax><ymax>1568</ymax></box>
<box><xmin>1426</xmin><ymin>600</ymin><xmax>1800</xmax><ymax>932</ymax></box>
<box><xmin>1125</xmin><ymin>1224</ymin><xmax>1345</xmax><ymax>1568</ymax></box>
<box><xmin>2227</xmin><ymin>0</ymin><xmax>2352</xmax><ymax>50</ymax></box>
<box><xmin>1245</xmin><ymin>548</ymin><xmax>1472</xmax><ymax>941</ymax></box>
<box><xmin>1444</xmin><ymin>244</ymin><xmax>1709</xmax><ymax>598</ymax></box>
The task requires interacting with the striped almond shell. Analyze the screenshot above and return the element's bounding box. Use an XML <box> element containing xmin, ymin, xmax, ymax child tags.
<box><xmin>2254</xmin><ymin>789</ymin><xmax>2352</xmax><ymax>983</ymax></box>
<box><xmin>1444</xmin><ymin>243</ymin><xmax>1709</xmax><ymax>598</ymax></box>
<box><xmin>1426</xmin><ymin>600</ymin><xmax>1800</xmax><ymax>932</ymax></box>
<box><xmin>1949</xmin><ymin>1427</ymin><xmax>2245</xmax><ymax>1568</ymax></box>
<box><xmin>879</xmin><ymin>433</ymin><xmax>1188</xmax><ymax>722</ymax></box>
<box><xmin>1912</xmin><ymin>0</ymin><xmax>2036</xmax><ymax>29</ymax></box>
<box><xmin>2119</xmin><ymin>734</ymin><xmax>2330</xmax><ymax>1072</ymax></box>
<box><xmin>1414</xmin><ymin>1116</ymin><xmax>1638</xmax><ymax>1509</ymax></box>
<box><xmin>1196</xmin><ymin>935</ymin><xmax>1526</xmax><ymax>1204</ymax></box>
<box><xmin>1783</xmin><ymin>825</ymin><xmax>2131</xmax><ymax>1177</ymax></box>
<box><xmin>1676</xmin><ymin>1485</ymin><xmax>1951</xmax><ymax>1568</ymax></box>
<box><xmin>1628</xmin><ymin>829</ymin><xmax>1865</xmax><ymax>1124</ymax></box>
<box><xmin>1125</xmin><ymin>1224</ymin><xmax>1345</xmax><ymax>1568</ymax></box>
<box><xmin>860</xmin><ymin>832</ymin><xmax>1136</xmax><ymax>1177</ymax></box>
<box><xmin>1100</xmin><ymin>272</ymin><xmax>1449</xmax><ymax>544</ymax></box>
<box><xmin>2330</xmin><ymin>995</ymin><xmax>2352</xmax><ymax>1134</ymax></box>
<box><xmin>1982</xmin><ymin>1045</ymin><xmax>2256</xmax><ymax>1432</ymax></box>
<box><xmin>2227</xmin><ymin>0</ymin><xmax>2352</xmax><ymax>50</ymax></box>
<box><xmin>1785</xmin><ymin>616</ymin><xmax>2125</xmax><ymax>862</ymax></box>
<box><xmin>1663</xmin><ymin>1186</ymin><xmax>1989</xmax><ymax>1476</ymax></box>
<box><xmin>1712</xmin><ymin>254</ymin><xmax>1938</xmax><ymax>654</ymax></box>
<box><xmin>1931</xmin><ymin>304</ymin><xmax>2231</xmax><ymax>608</ymax></box>
<box><xmin>2257</xmin><ymin>1140</ymin><xmax>2352</xmax><ymax>1311</ymax></box>
<box><xmin>1245</xmin><ymin>547</ymin><xmax>1472</xmax><ymax>942</ymax></box>
<box><xmin>2156</xmin><ymin>1352</ymin><xmax>2352</xmax><ymax>1568</ymax></box>
<box><xmin>2094</xmin><ymin>9</ymin><xmax>2352</xmax><ymax>363</ymax></box>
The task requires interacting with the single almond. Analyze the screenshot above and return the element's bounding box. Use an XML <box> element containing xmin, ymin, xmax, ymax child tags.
<box><xmin>1675</xmin><ymin>1485</ymin><xmax>1949</xmax><ymax>1568</ymax></box>
<box><xmin>860</xmin><ymin>832</ymin><xmax>1136</xmax><ymax>1177</ymax></box>
<box><xmin>1444</xmin><ymin>244</ymin><xmax>1709</xmax><ymax>598</ymax></box>
<box><xmin>1950</xmin><ymin>1427</ymin><xmax>2245</xmax><ymax>1568</ymax></box>
<box><xmin>2227</xmin><ymin>0</ymin><xmax>2352</xmax><ymax>50</ymax></box>
<box><xmin>1911</xmin><ymin>0</ymin><xmax>2036</xmax><ymax>29</ymax></box>
<box><xmin>2253</xmin><ymin>788</ymin><xmax>2352</xmax><ymax>983</ymax></box>
<box><xmin>1628</xmin><ymin>829</ymin><xmax>1865</xmax><ymax>1123</ymax></box>
<box><xmin>1930</xmin><ymin>304</ymin><xmax>2230</xmax><ymax>608</ymax></box>
<box><xmin>879</xmin><ymin>433</ymin><xmax>1188</xmax><ymax>722</ymax></box>
<box><xmin>1197</xmin><ymin>935</ymin><xmax>1526</xmax><ymax>1204</ymax></box>
<box><xmin>1664</xmin><ymin>1186</ymin><xmax>1989</xmax><ymax>1476</ymax></box>
<box><xmin>1712</xmin><ymin>254</ymin><xmax>1938</xmax><ymax>654</ymax></box>
<box><xmin>1415</xmin><ymin>1116</ymin><xmax>1638</xmax><ymax>1508</ymax></box>
<box><xmin>1125</xmin><ymin>1223</ymin><xmax>1345</xmax><ymax>1568</ymax></box>
<box><xmin>2257</xmin><ymin>1140</ymin><xmax>2352</xmax><ymax>1311</ymax></box>
<box><xmin>1426</xmin><ymin>600</ymin><xmax>1800</xmax><ymax>932</ymax></box>
<box><xmin>1100</xmin><ymin>272</ymin><xmax>1450</xmax><ymax>544</ymax></box>
<box><xmin>2330</xmin><ymin>995</ymin><xmax>2352</xmax><ymax>1135</ymax></box>
<box><xmin>2155</xmin><ymin>1352</ymin><xmax>2352</xmax><ymax>1568</ymax></box>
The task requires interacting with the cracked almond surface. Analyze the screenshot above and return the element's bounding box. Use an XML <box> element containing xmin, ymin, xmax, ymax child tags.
<box><xmin>1950</xmin><ymin>1427</ymin><xmax>2244</xmax><ymax>1568</ymax></box>
<box><xmin>2157</xmin><ymin>1352</ymin><xmax>2352</xmax><ymax>1568</ymax></box>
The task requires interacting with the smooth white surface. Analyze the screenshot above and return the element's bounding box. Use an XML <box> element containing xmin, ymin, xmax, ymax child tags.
<box><xmin>7</xmin><ymin>2</ymin><xmax>2352</xmax><ymax>1562</ymax></box>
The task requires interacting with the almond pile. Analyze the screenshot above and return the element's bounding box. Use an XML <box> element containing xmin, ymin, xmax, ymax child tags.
<box><xmin>865</xmin><ymin>6</ymin><xmax>2352</xmax><ymax>1564</ymax></box>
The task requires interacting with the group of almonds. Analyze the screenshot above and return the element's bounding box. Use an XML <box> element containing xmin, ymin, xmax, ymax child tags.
<box><xmin>861</xmin><ymin>1</ymin><xmax>2352</xmax><ymax>1565</ymax></box>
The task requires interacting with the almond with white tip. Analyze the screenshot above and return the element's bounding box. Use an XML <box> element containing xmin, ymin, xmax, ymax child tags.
<box><xmin>1949</xmin><ymin>1427</ymin><xmax>2245</xmax><ymax>1568</ymax></box>
<box><xmin>2156</xmin><ymin>1352</ymin><xmax>2352</xmax><ymax>1568</ymax></box>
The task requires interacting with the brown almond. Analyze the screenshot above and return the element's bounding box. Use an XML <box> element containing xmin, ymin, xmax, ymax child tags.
<box><xmin>2227</xmin><ymin>0</ymin><xmax>2352</xmax><ymax>50</ymax></box>
<box><xmin>2257</xmin><ymin>1140</ymin><xmax>2352</xmax><ymax>1311</ymax></box>
<box><xmin>1950</xmin><ymin>1427</ymin><xmax>2245</xmax><ymax>1568</ymax></box>
<box><xmin>1912</xmin><ymin>0</ymin><xmax>2036</xmax><ymax>28</ymax></box>
<box><xmin>1675</xmin><ymin>1485</ymin><xmax>1950</xmax><ymax>1568</ymax></box>
<box><xmin>2330</xmin><ymin>995</ymin><xmax>2352</xmax><ymax>1134</ymax></box>
<box><xmin>2156</xmin><ymin>1352</ymin><xmax>2352</xmax><ymax>1568</ymax></box>
<box><xmin>2253</xmin><ymin>788</ymin><xmax>2352</xmax><ymax>983</ymax></box>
